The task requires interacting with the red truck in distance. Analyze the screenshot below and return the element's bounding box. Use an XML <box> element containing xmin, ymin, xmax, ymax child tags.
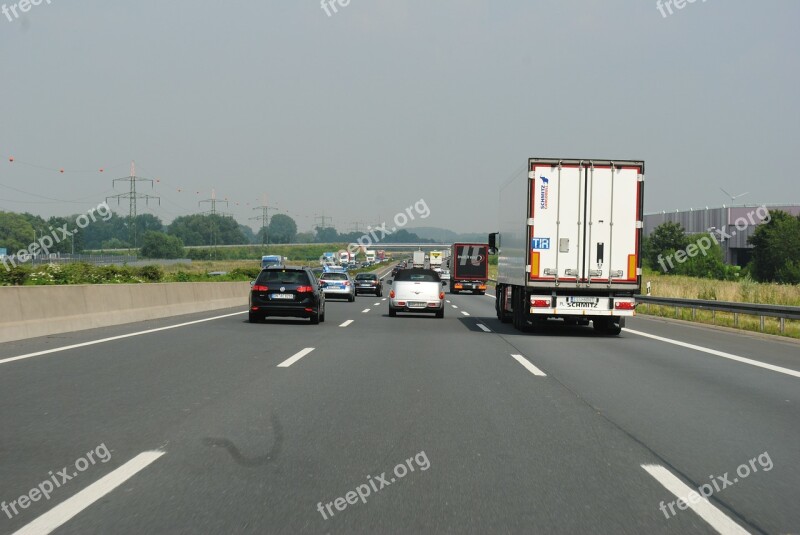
<box><xmin>449</xmin><ymin>243</ymin><xmax>489</xmax><ymax>295</ymax></box>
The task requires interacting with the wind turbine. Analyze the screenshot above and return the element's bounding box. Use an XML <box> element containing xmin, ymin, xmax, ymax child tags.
<box><xmin>720</xmin><ymin>188</ymin><xmax>748</xmax><ymax>202</ymax></box>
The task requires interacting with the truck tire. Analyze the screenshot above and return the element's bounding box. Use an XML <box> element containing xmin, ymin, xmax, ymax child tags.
<box><xmin>512</xmin><ymin>288</ymin><xmax>525</xmax><ymax>331</ymax></box>
<box><xmin>593</xmin><ymin>318</ymin><xmax>621</xmax><ymax>335</ymax></box>
<box><xmin>496</xmin><ymin>288</ymin><xmax>512</xmax><ymax>324</ymax></box>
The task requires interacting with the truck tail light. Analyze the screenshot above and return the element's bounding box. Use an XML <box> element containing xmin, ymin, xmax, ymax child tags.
<box><xmin>454</xmin><ymin>283</ymin><xmax>463</xmax><ymax>289</ymax></box>
<box><xmin>253</xmin><ymin>285</ymin><xmax>269</xmax><ymax>292</ymax></box>
<box><xmin>531</xmin><ymin>299</ymin><xmax>550</xmax><ymax>308</ymax></box>
<box><xmin>615</xmin><ymin>301</ymin><xmax>635</xmax><ymax>310</ymax></box>
<box><xmin>479</xmin><ymin>284</ymin><xmax>487</xmax><ymax>290</ymax></box>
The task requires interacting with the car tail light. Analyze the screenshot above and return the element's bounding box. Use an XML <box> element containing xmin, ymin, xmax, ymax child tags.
<box><xmin>615</xmin><ymin>301</ymin><xmax>635</xmax><ymax>310</ymax></box>
<box><xmin>439</xmin><ymin>292</ymin><xmax>445</xmax><ymax>299</ymax></box>
<box><xmin>296</xmin><ymin>286</ymin><xmax>314</xmax><ymax>293</ymax></box>
<box><xmin>304</xmin><ymin>307</ymin><xmax>313</xmax><ymax>312</ymax></box>
<box><xmin>251</xmin><ymin>306</ymin><xmax>258</xmax><ymax>311</ymax></box>
<box><xmin>253</xmin><ymin>285</ymin><xmax>269</xmax><ymax>292</ymax></box>
<box><xmin>397</xmin><ymin>301</ymin><xmax>406</xmax><ymax>306</ymax></box>
<box><xmin>389</xmin><ymin>290</ymin><xmax>395</xmax><ymax>298</ymax></box>
<box><xmin>531</xmin><ymin>299</ymin><xmax>550</xmax><ymax>307</ymax></box>
<box><xmin>345</xmin><ymin>281</ymin><xmax>351</xmax><ymax>286</ymax></box>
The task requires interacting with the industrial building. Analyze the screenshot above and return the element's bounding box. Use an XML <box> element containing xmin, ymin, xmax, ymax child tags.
<box><xmin>643</xmin><ymin>204</ymin><xmax>800</xmax><ymax>266</ymax></box>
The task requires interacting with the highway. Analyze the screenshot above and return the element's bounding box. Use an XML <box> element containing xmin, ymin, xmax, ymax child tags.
<box><xmin>0</xmin><ymin>273</ymin><xmax>798</xmax><ymax>534</ymax></box>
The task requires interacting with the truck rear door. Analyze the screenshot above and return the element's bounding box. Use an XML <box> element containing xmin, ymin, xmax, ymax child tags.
<box><xmin>454</xmin><ymin>245</ymin><xmax>488</xmax><ymax>279</ymax></box>
<box><xmin>528</xmin><ymin>160</ymin><xmax>643</xmax><ymax>289</ymax></box>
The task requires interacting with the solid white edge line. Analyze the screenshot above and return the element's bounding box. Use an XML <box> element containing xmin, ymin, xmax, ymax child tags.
<box><xmin>277</xmin><ymin>347</ymin><xmax>315</xmax><ymax>368</ymax></box>
<box><xmin>623</xmin><ymin>328</ymin><xmax>800</xmax><ymax>379</ymax></box>
<box><xmin>13</xmin><ymin>451</ymin><xmax>165</xmax><ymax>535</ymax></box>
<box><xmin>461</xmin><ymin>311</ymin><xmax>470</xmax><ymax>316</ymax></box>
<box><xmin>339</xmin><ymin>320</ymin><xmax>354</xmax><ymax>327</ymax></box>
<box><xmin>0</xmin><ymin>311</ymin><xmax>247</xmax><ymax>366</ymax></box>
<box><xmin>641</xmin><ymin>464</ymin><xmax>750</xmax><ymax>535</ymax></box>
<box><xmin>476</xmin><ymin>324</ymin><xmax>491</xmax><ymax>332</ymax></box>
<box><xmin>511</xmin><ymin>354</ymin><xmax>547</xmax><ymax>376</ymax></box>
<box><xmin>485</xmin><ymin>293</ymin><xmax>496</xmax><ymax>298</ymax></box>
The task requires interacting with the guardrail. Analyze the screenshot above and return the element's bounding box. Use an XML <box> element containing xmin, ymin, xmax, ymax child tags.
<box><xmin>635</xmin><ymin>295</ymin><xmax>800</xmax><ymax>334</ymax></box>
<box><xmin>487</xmin><ymin>279</ymin><xmax>798</xmax><ymax>334</ymax></box>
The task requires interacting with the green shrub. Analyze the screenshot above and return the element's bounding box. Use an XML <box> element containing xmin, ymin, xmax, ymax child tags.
<box><xmin>136</xmin><ymin>265</ymin><xmax>164</xmax><ymax>282</ymax></box>
<box><xmin>0</xmin><ymin>264</ymin><xmax>31</xmax><ymax>286</ymax></box>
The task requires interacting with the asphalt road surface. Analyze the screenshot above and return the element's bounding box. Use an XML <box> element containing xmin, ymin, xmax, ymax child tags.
<box><xmin>1</xmin><ymin>276</ymin><xmax>798</xmax><ymax>534</ymax></box>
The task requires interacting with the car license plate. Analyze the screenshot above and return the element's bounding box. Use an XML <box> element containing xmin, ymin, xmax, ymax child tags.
<box><xmin>408</xmin><ymin>301</ymin><xmax>427</xmax><ymax>307</ymax></box>
<box><xmin>271</xmin><ymin>294</ymin><xmax>294</xmax><ymax>300</ymax></box>
<box><xmin>570</xmin><ymin>297</ymin><xmax>597</xmax><ymax>304</ymax></box>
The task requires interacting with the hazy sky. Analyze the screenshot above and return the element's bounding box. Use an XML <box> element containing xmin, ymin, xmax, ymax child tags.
<box><xmin>1</xmin><ymin>1</ymin><xmax>798</xmax><ymax>233</ymax></box>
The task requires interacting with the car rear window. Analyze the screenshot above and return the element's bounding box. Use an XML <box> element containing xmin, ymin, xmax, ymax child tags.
<box><xmin>321</xmin><ymin>273</ymin><xmax>348</xmax><ymax>280</ymax></box>
<box><xmin>394</xmin><ymin>270</ymin><xmax>440</xmax><ymax>282</ymax></box>
<box><xmin>356</xmin><ymin>274</ymin><xmax>376</xmax><ymax>280</ymax></box>
<box><xmin>257</xmin><ymin>270</ymin><xmax>310</xmax><ymax>285</ymax></box>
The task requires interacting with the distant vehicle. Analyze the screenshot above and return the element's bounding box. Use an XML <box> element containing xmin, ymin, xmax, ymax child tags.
<box><xmin>391</xmin><ymin>266</ymin><xmax>401</xmax><ymax>277</ymax></box>
<box><xmin>490</xmin><ymin>157</ymin><xmax>644</xmax><ymax>335</ymax></box>
<box><xmin>439</xmin><ymin>268</ymin><xmax>450</xmax><ymax>281</ymax></box>
<box><xmin>323</xmin><ymin>264</ymin><xmax>346</xmax><ymax>274</ymax></box>
<box><xmin>450</xmin><ymin>243</ymin><xmax>489</xmax><ymax>295</ymax></box>
<box><xmin>429</xmin><ymin>250</ymin><xmax>443</xmax><ymax>267</ymax></box>
<box><xmin>365</xmin><ymin>250</ymin><xmax>376</xmax><ymax>263</ymax></box>
<box><xmin>249</xmin><ymin>267</ymin><xmax>325</xmax><ymax>324</ymax></box>
<box><xmin>387</xmin><ymin>268</ymin><xmax>445</xmax><ymax>318</ymax></box>
<box><xmin>376</xmin><ymin>250</ymin><xmax>386</xmax><ymax>262</ymax></box>
<box><xmin>412</xmin><ymin>250</ymin><xmax>425</xmax><ymax>268</ymax></box>
<box><xmin>354</xmin><ymin>273</ymin><xmax>383</xmax><ymax>296</ymax></box>
<box><xmin>320</xmin><ymin>252</ymin><xmax>337</xmax><ymax>267</ymax></box>
<box><xmin>319</xmin><ymin>271</ymin><xmax>356</xmax><ymax>301</ymax></box>
<box><xmin>261</xmin><ymin>255</ymin><xmax>285</xmax><ymax>269</ymax></box>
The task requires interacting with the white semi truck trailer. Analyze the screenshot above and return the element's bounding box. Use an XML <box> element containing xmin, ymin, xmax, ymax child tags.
<box><xmin>489</xmin><ymin>158</ymin><xmax>644</xmax><ymax>335</ymax></box>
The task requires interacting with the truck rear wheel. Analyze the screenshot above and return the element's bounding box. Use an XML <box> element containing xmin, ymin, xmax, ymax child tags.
<box><xmin>512</xmin><ymin>287</ymin><xmax>525</xmax><ymax>331</ymax></box>
<box><xmin>593</xmin><ymin>318</ymin><xmax>622</xmax><ymax>335</ymax></box>
<box><xmin>496</xmin><ymin>288</ymin><xmax>512</xmax><ymax>323</ymax></box>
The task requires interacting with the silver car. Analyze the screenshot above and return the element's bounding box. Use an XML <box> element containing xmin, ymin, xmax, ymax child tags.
<box><xmin>388</xmin><ymin>268</ymin><xmax>445</xmax><ymax>318</ymax></box>
<box><xmin>319</xmin><ymin>271</ymin><xmax>356</xmax><ymax>301</ymax></box>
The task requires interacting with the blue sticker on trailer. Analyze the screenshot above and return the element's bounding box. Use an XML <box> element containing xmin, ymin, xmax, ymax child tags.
<box><xmin>531</xmin><ymin>237</ymin><xmax>550</xmax><ymax>250</ymax></box>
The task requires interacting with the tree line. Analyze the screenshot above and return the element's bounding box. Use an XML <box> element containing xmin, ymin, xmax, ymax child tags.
<box><xmin>0</xmin><ymin>210</ymin><xmax>433</xmax><ymax>260</ymax></box>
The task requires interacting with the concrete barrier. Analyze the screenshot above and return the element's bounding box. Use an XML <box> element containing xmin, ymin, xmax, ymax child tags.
<box><xmin>0</xmin><ymin>282</ymin><xmax>250</xmax><ymax>343</ymax></box>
